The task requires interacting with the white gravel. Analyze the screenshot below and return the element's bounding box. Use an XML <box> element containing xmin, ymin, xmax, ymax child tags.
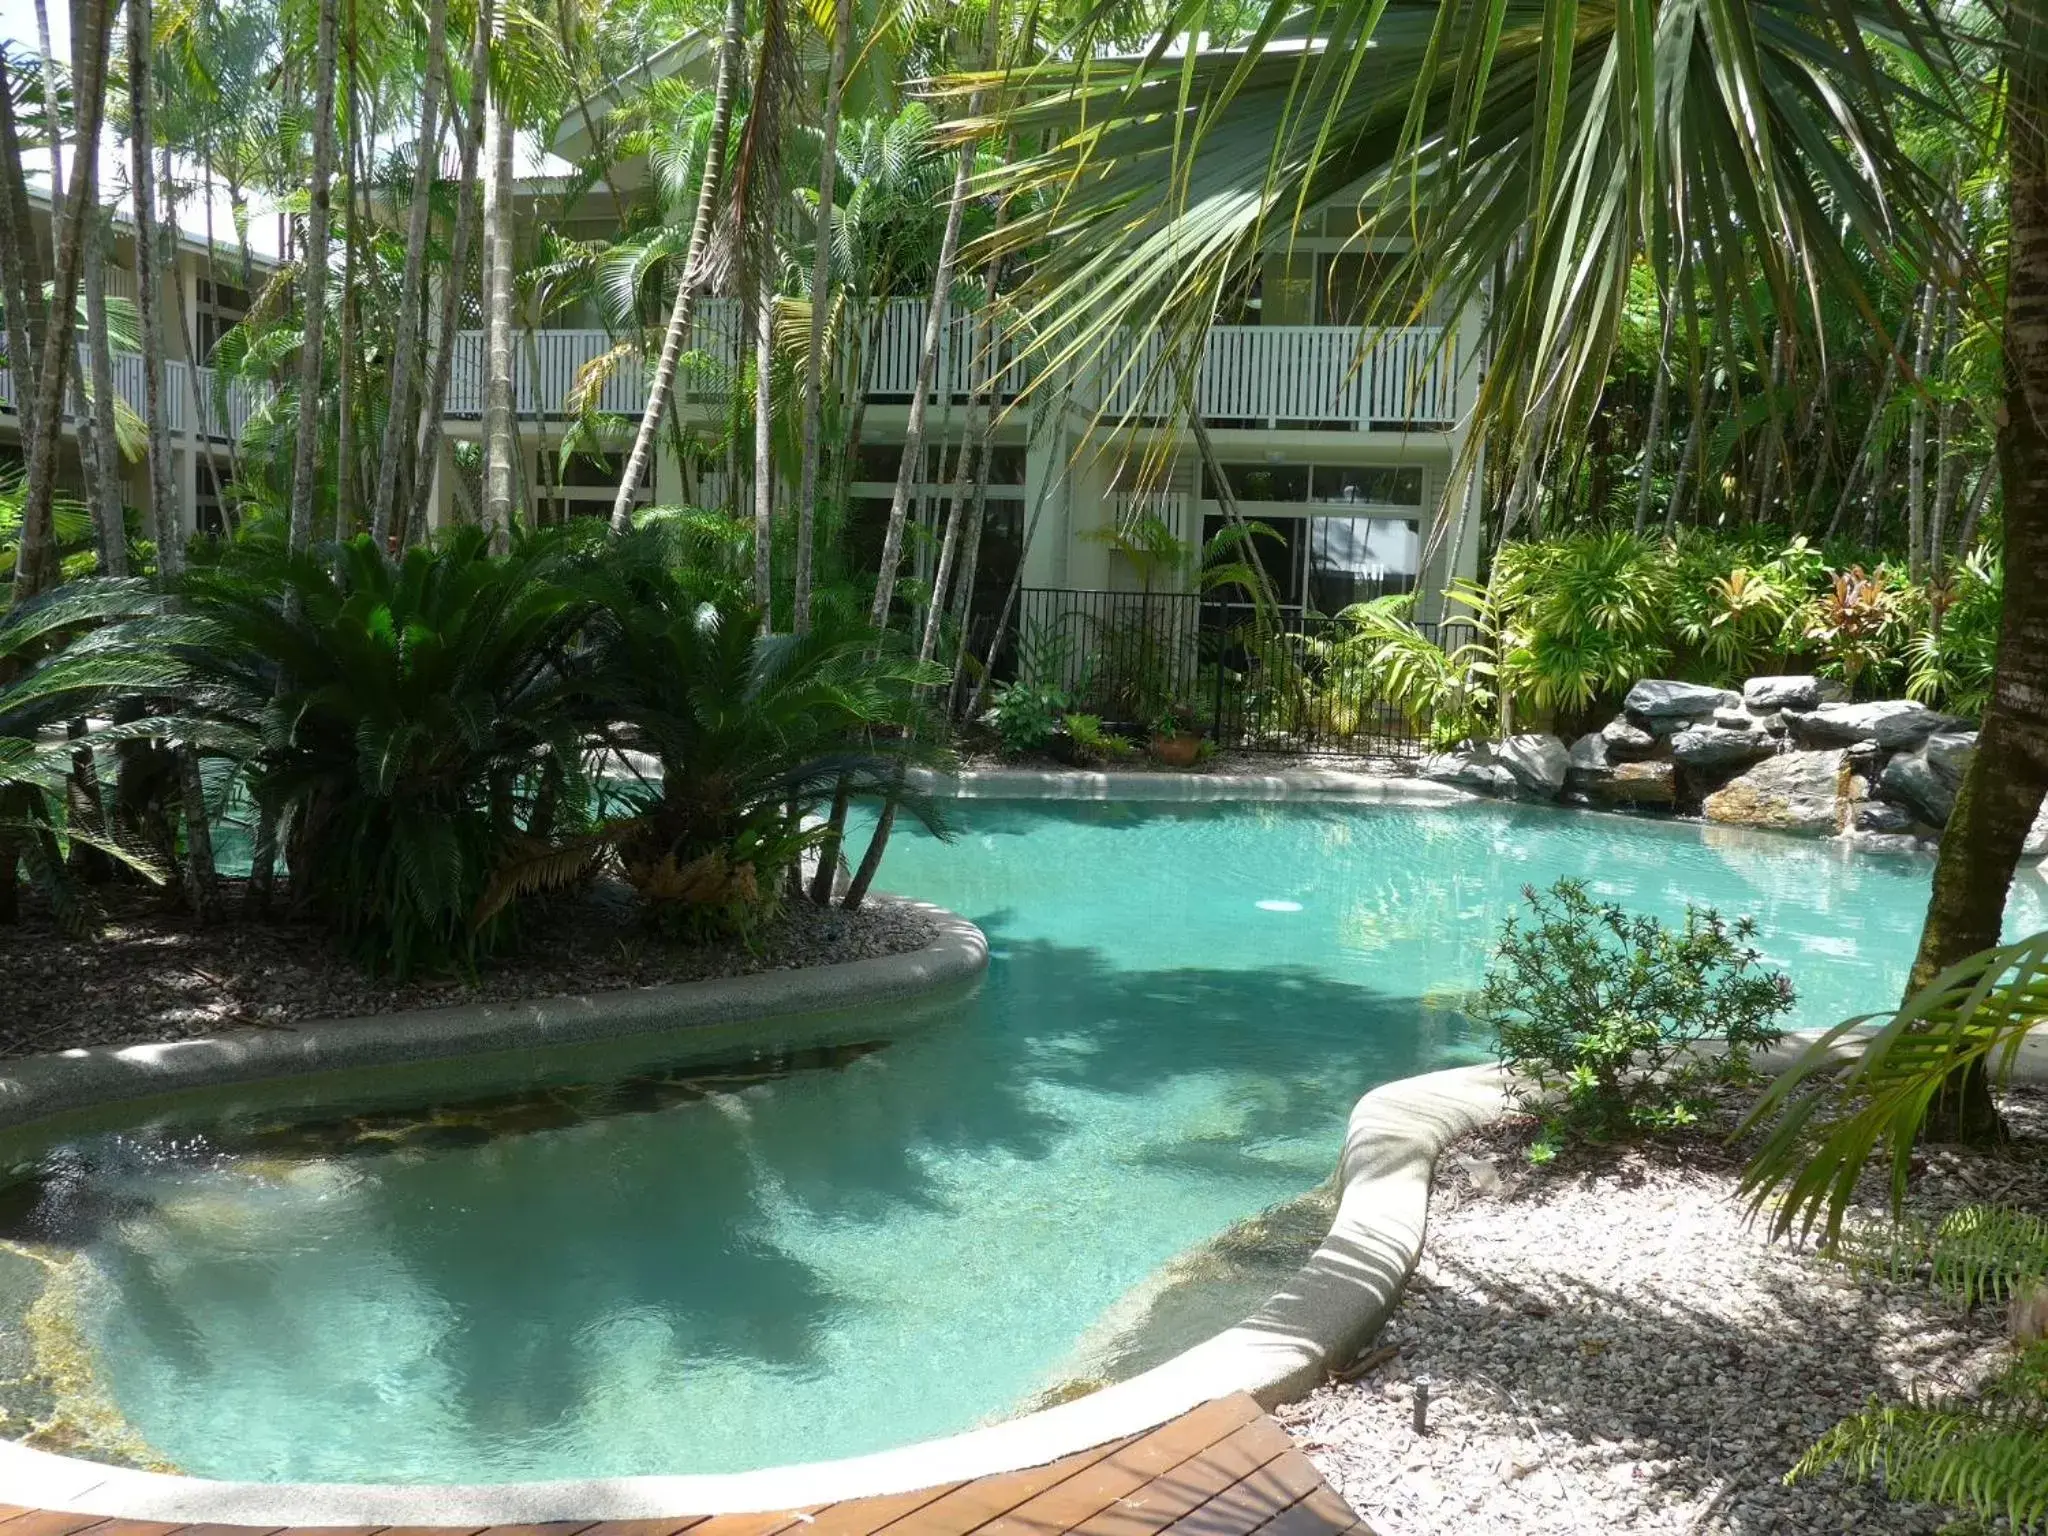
<box><xmin>1277</xmin><ymin>1103</ymin><xmax>2048</xmax><ymax>1536</ymax></box>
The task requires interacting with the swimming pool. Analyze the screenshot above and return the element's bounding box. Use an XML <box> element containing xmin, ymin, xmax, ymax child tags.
<box><xmin>12</xmin><ymin>798</ymin><xmax>2033</xmax><ymax>1485</ymax></box>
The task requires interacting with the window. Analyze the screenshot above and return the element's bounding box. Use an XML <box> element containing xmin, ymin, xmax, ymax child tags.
<box><xmin>1308</xmin><ymin>465</ymin><xmax>1424</xmax><ymax>507</ymax></box>
<box><xmin>1307</xmin><ymin>516</ymin><xmax>1420</xmax><ymax>610</ymax></box>
<box><xmin>1204</xmin><ymin>463</ymin><xmax>1309</xmax><ymax>502</ymax></box>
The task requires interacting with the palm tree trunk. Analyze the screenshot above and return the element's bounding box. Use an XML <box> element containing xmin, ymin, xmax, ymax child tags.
<box><xmin>867</xmin><ymin>131</ymin><xmax>977</xmax><ymax>629</ymax></box>
<box><xmin>482</xmin><ymin>25</ymin><xmax>518</xmax><ymax>551</ymax></box>
<box><xmin>840</xmin><ymin>767</ymin><xmax>900</xmax><ymax>911</ymax></box>
<box><xmin>31</xmin><ymin>0</ymin><xmax>63</xmax><ymax>225</ymax></box>
<box><xmin>286</xmin><ymin>0</ymin><xmax>341</xmax><ymax>555</ymax></box>
<box><xmin>1826</xmin><ymin>354</ymin><xmax>1896</xmax><ymax>540</ymax></box>
<box><xmin>1930</xmin><ymin>289</ymin><xmax>1961</xmax><ymax>578</ymax></box>
<box><xmin>1662</xmin><ymin>397</ymin><xmax>1703</xmax><ymax>536</ymax></box>
<box><xmin>1910</xmin><ymin>37</ymin><xmax>2048</xmax><ymax>1144</ymax></box>
<box><xmin>404</xmin><ymin>0</ymin><xmax>489</xmax><ymax>548</ymax></box>
<box><xmin>753</xmin><ymin>269</ymin><xmax>776</xmax><ymax>617</ymax></box>
<box><xmin>370</xmin><ymin>0</ymin><xmax>447</xmax><ymax>546</ymax></box>
<box><xmin>1907</xmin><ymin>279</ymin><xmax>1937</xmax><ymax>579</ymax></box>
<box><xmin>608</xmin><ymin>0</ymin><xmax>745</xmax><ymax>535</ymax></box>
<box><xmin>83</xmin><ymin>180</ymin><xmax>125</xmax><ymax>574</ymax></box>
<box><xmin>333</xmin><ymin>7</ymin><xmax>363</xmax><ymax>541</ymax></box>
<box><xmin>793</xmin><ymin>0</ymin><xmax>853</xmax><ymax>634</ymax></box>
<box><xmin>1633</xmin><ymin>296</ymin><xmax>1675</xmax><ymax>536</ymax></box>
<box><xmin>13</xmin><ymin>0</ymin><xmax>109</xmax><ymax>602</ymax></box>
<box><xmin>1956</xmin><ymin>461</ymin><xmax>1995</xmax><ymax>558</ymax></box>
<box><xmin>0</xmin><ymin>53</ymin><xmax>44</xmax><ymax>456</ymax></box>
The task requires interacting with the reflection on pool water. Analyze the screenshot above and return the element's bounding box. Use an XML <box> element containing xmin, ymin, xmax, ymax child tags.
<box><xmin>20</xmin><ymin>799</ymin><xmax>2039</xmax><ymax>1484</ymax></box>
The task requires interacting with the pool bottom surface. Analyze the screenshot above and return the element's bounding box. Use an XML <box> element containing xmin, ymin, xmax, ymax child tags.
<box><xmin>16</xmin><ymin>798</ymin><xmax>2022</xmax><ymax>1484</ymax></box>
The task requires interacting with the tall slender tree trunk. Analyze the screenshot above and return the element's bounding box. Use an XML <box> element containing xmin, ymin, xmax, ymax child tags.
<box><xmin>1907</xmin><ymin>279</ymin><xmax>1937</xmax><ymax>580</ymax></box>
<box><xmin>1910</xmin><ymin>36</ymin><xmax>2048</xmax><ymax>1144</ymax></box>
<box><xmin>83</xmin><ymin>187</ymin><xmax>125</xmax><ymax>573</ymax></box>
<box><xmin>1827</xmin><ymin>355</ymin><xmax>1897</xmax><ymax>540</ymax></box>
<box><xmin>405</xmin><ymin>0</ymin><xmax>489</xmax><ymax>547</ymax></box>
<box><xmin>0</xmin><ymin>53</ymin><xmax>44</xmax><ymax>457</ymax></box>
<box><xmin>1930</xmin><ymin>289</ymin><xmax>1961</xmax><ymax>578</ymax></box>
<box><xmin>31</xmin><ymin>0</ymin><xmax>63</xmax><ymax>233</ymax></box>
<box><xmin>1956</xmin><ymin>460</ymin><xmax>1995</xmax><ymax>558</ymax></box>
<box><xmin>867</xmin><ymin>127</ymin><xmax>978</xmax><ymax>629</ymax></box>
<box><xmin>333</xmin><ymin>2</ymin><xmax>363</xmax><ymax>541</ymax></box>
<box><xmin>13</xmin><ymin>0</ymin><xmax>108</xmax><ymax>601</ymax></box>
<box><xmin>482</xmin><ymin>19</ymin><xmax>518</xmax><ymax>551</ymax></box>
<box><xmin>286</xmin><ymin>0</ymin><xmax>341</xmax><ymax>554</ymax></box>
<box><xmin>1663</xmin><ymin>398</ymin><xmax>1703</xmax><ymax>536</ymax></box>
<box><xmin>1632</xmin><ymin>296</ymin><xmax>1675</xmax><ymax>537</ymax></box>
<box><xmin>753</xmin><ymin>270</ymin><xmax>775</xmax><ymax>617</ymax></box>
<box><xmin>793</xmin><ymin>0</ymin><xmax>852</xmax><ymax>633</ymax></box>
<box><xmin>607</xmin><ymin>0</ymin><xmax>744</xmax><ymax>534</ymax></box>
<box><xmin>372</xmin><ymin>0</ymin><xmax>448</xmax><ymax>545</ymax></box>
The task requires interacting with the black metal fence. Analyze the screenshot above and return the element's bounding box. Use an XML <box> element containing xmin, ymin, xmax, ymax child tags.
<box><xmin>1005</xmin><ymin>588</ymin><xmax>1471</xmax><ymax>756</ymax></box>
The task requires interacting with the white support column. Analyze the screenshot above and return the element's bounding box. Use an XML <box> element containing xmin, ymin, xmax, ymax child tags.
<box><xmin>177</xmin><ymin>445</ymin><xmax>197</xmax><ymax>539</ymax></box>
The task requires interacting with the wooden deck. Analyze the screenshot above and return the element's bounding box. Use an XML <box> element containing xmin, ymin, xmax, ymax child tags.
<box><xmin>0</xmin><ymin>1396</ymin><xmax>1370</xmax><ymax>1536</ymax></box>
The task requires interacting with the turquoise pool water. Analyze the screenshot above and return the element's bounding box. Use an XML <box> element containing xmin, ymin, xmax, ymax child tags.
<box><xmin>31</xmin><ymin>799</ymin><xmax>2042</xmax><ymax>1484</ymax></box>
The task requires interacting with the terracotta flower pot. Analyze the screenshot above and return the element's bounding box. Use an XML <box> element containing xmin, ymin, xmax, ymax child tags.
<box><xmin>1149</xmin><ymin>731</ymin><xmax>1204</xmax><ymax>768</ymax></box>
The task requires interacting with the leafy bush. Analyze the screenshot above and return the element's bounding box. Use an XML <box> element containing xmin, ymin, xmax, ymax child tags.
<box><xmin>1476</xmin><ymin>879</ymin><xmax>1793</xmax><ymax>1153</ymax></box>
<box><xmin>172</xmin><ymin>527</ymin><xmax>597</xmax><ymax>977</ymax></box>
<box><xmin>986</xmin><ymin>678</ymin><xmax>1071</xmax><ymax>754</ymax></box>
<box><xmin>1059</xmin><ymin>712</ymin><xmax>1136</xmax><ymax>763</ymax></box>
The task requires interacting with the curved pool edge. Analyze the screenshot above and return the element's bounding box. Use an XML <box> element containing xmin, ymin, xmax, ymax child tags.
<box><xmin>0</xmin><ymin>1057</ymin><xmax>1515</xmax><ymax>1524</ymax></box>
<box><xmin>0</xmin><ymin>894</ymin><xmax>988</xmax><ymax>1135</ymax></box>
<box><xmin>914</xmin><ymin>766</ymin><xmax>1479</xmax><ymax>804</ymax></box>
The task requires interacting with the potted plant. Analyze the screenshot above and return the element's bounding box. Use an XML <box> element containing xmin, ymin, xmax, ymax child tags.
<box><xmin>1148</xmin><ymin>701</ymin><xmax>1207</xmax><ymax>768</ymax></box>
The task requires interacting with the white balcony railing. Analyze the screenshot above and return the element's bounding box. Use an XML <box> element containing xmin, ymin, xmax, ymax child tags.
<box><xmin>0</xmin><ymin>349</ymin><xmax>265</xmax><ymax>443</ymax></box>
<box><xmin>446</xmin><ymin>307</ymin><xmax>1463</xmax><ymax>431</ymax></box>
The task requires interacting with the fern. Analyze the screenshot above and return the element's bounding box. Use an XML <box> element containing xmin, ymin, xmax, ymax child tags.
<box><xmin>1831</xmin><ymin>1206</ymin><xmax>2048</xmax><ymax>1311</ymax></box>
<box><xmin>1793</xmin><ymin>1344</ymin><xmax>2048</xmax><ymax>1531</ymax></box>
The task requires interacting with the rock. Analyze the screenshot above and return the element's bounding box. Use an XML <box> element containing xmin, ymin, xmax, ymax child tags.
<box><xmin>1879</xmin><ymin>730</ymin><xmax>1978</xmax><ymax>827</ymax></box>
<box><xmin>1712</xmin><ymin>707</ymin><xmax>1755</xmax><ymax>731</ymax></box>
<box><xmin>1702</xmin><ymin>749</ymin><xmax>1851</xmax><ymax>835</ymax></box>
<box><xmin>1753</xmin><ymin>711</ymin><xmax>1789</xmax><ymax>737</ymax></box>
<box><xmin>1497</xmin><ymin>733</ymin><xmax>1570</xmax><ymax>798</ymax></box>
<box><xmin>1926</xmin><ymin>730</ymin><xmax>1979</xmax><ymax>779</ymax></box>
<box><xmin>1420</xmin><ymin>743</ymin><xmax>1523</xmax><ymax>799</ymax></box>
<box><xmin>1583</xmin><ymin>760</ymin><xmax>1676</xmax><ymax>807</ymax></box>
<box><xmin>1670</xmin><ymin>725</ymin><xmax>1777</xmax><ymax>771</ymax></box>
<box><xmin>1743</xmin><ymin>675</ymin><xmax>1823</xmax><ymax>711</ymax></box>
<box><xmin>1425</xmin><ymin>735</ymin><xmax>1569</xmax><ymax>800</ymax></box>
<box><xmin>1852</xmin><ymin>798</ymin><xmax>1919</xmax><ymax>835</ymax></box>
<box><xmin>1788</xmin><ymin>699</ymin><xmax>1954</xmax><ymax>750</ymax></box>
<box><xmin>1600</xmin><ymin>717</ymin><xmax>1660</xmax><ymax>760</ymax></box>
<box><xmin>1624</xmin><ymin>679</ymin><xmax>1741</xmax><ymax>729</ymax></box>
<box><xmin>1568</xmin><ymin>731</ymin><xmax>1610</xmax><ymax>774</ymax></box>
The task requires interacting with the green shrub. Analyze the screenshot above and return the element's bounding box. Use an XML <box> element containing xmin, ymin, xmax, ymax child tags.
<box><xmin>1059</xmin><ymin>712</ymin><xmax>1136</xmax><ymax>764</ymax></box>
<box><xmin>1476</xmin><ymin>878</ymin><xmax>1793</xmax><ymax>1153</ymax></box>
<box><xmin>987</xmin><ymin>678</ymin><xmax>1071</xmax><ymax>754</ymax></box>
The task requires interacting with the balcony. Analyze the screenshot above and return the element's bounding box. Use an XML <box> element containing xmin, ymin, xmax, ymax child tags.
<box><xmin>0</xmin><ymin>349</ymin><xmax>267</xmax><ymax>443</ymax></box>
<box><xmin>445</xmin><ymin>303</ymin><xmax>1466</xmax><ymax>433</ymax></box>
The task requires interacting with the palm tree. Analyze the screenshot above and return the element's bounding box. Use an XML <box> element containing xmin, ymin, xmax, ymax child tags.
<box><xmin>286</xmin><ymin>0</ymin><xmax>342</xmax><ymax>555</ymax></box>
<box><xmin>12</xmin><ymin>0</ymin><xmax>113</xmax><ymax>602</ymax></box>
<box><xmin>792</xmin><ymin>0</ymin><xmax>855</xmax><ymax>634</ymax></box>
<box><xmin>974</xmin><ymin>0</ymin><xmax>2037</xmax><ymax>1138</ymax></box>
<box><xmin>482</xmin><ymin>0</ymin><xmax>519</xmax><ymax>550</ymax></box>
<box><xmin>607</xmin><ymin>0</ymin><xmax>746</xmax><ymax>535</ymax></box>
<box><xmin>0</xmin><ymin>50</ymin><xmax>45</xmax><ymax>459</ymax></box>
<box><xmin>370</xmin><ymin>0</ymin><xmax>452</xmax><ymax>548</ymax></box>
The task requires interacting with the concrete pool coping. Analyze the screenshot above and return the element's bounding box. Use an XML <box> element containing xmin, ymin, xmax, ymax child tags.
<box><xmin>0</xmin><ymin>894</ymin><xmax>988</xmax><ymax>1135</ymax></box>
<box><xmin>0</xmin><ymin>792</ymin><xmax>2039</xmax><ymax>1524</ymax></box>
<box><xmin>912</xmin><ymin>766</ymin><xmax>1479</xmax><ymax>803</ymax></box>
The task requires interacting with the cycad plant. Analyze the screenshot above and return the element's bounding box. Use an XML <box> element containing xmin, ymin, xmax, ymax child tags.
<box><xmin>504</xmin><ymin>524</ymin><xmax>951</xmax><ymax>936</ymax></box>
<box><xmin>168</xmin><ymin>526</ymin><xmax>600</xmax><ymax>976</ymax></box>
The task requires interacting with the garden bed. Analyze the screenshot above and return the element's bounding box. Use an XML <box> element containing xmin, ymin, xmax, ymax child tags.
<box><xmin>1279</xmin><ymin>1091</ymin><xmax>2048</xmax><ymax>1536</ymax></box>
<box><xmin>2</xmin><ymin>880</ymin><xmax>936</xmax><ymax>1061</ymax></box>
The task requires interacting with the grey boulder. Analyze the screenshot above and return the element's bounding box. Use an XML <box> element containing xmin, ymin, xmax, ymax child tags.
<box><xmin>1670</xmin><ymin>725</ymin><xmax>1777</xmax><ymax>771</ymax></box>
<box><xmin>1852</xmin><ymin>798</ymin><xmax>1920</xmax><ymax>835</ymax></box>
<box><xmin>1600</xmin><ymin>716</ymin><xmax>1661</xmax><ymax>759</ymax></box>
<box><xmin>1879</xmin><ymin>732</ymin><xmax>1976</xmax><ymax>827</ymax></box>
<box><xmin>1789</xmin><ymin>699</ymin><xmax>1955</xmax><ymax>750</ymax></box>
<box><xmin>1624</xmin><ymin>679</ymin><xmax>1742</xmax><ymax>727</ymax></box>
<box><xmin>1743</xmin><ymin>675</ymin><xmax>1823</xmax><ymax>712</ymax></box>
<box><xmin>1422</xmin><ymin>734</ymin><xmax>1569</xmax><ymax>800</ymax></box>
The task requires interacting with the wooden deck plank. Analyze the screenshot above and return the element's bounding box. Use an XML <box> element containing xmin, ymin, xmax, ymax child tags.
<box><xmin>768</xmin><ymin>1476</ymin><xmax>968</xmax><ymax>1536</ymax></box>
<box><xmin>1150</xmin><ymin>1450</ymin><xmax>1334</xmax><ymax>1536</ymax></box>
<box><xmin>77</xmin><ymin>1523</ymin><xmax>195</xmax><ymax>1536</ymax></box>
<box><xmin>1242</xmin><ymin>1491</ymin><xmax>1360</xmax><ymax>1536</ymax></box>
<box><xmin>0</xmin><ymin>1512</ymin><xmax>118</xmax><ymax>1536</ymax></box>
<box><xmin>965</xmin><ymin>1398</ymin><xmax>1267</xmax><ymax>1536</ymax></box>
<box><xmin>577</xmin><ymin>1521</ymin><xmax>711</xmax><ymax>1536</ymax></box>
<box><xmin>686</xmin><ymin>1507</ymin><xmax>826</xmax><ymax>1536</ymax></box>
<box><xmin>865</xmin><ymin>1438</ymin><xmax>1139</xmax><ymax>1536</ymax></box>
<box><xmin>1066</xmin><ymin>1422</ymin><xmax>1294</xmax><ymax>1536</ymax></box>
<box><xmin>161</xmin><ymin>1524</ymin><xmax>282</xmax><ymax>1536</ymax></box>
